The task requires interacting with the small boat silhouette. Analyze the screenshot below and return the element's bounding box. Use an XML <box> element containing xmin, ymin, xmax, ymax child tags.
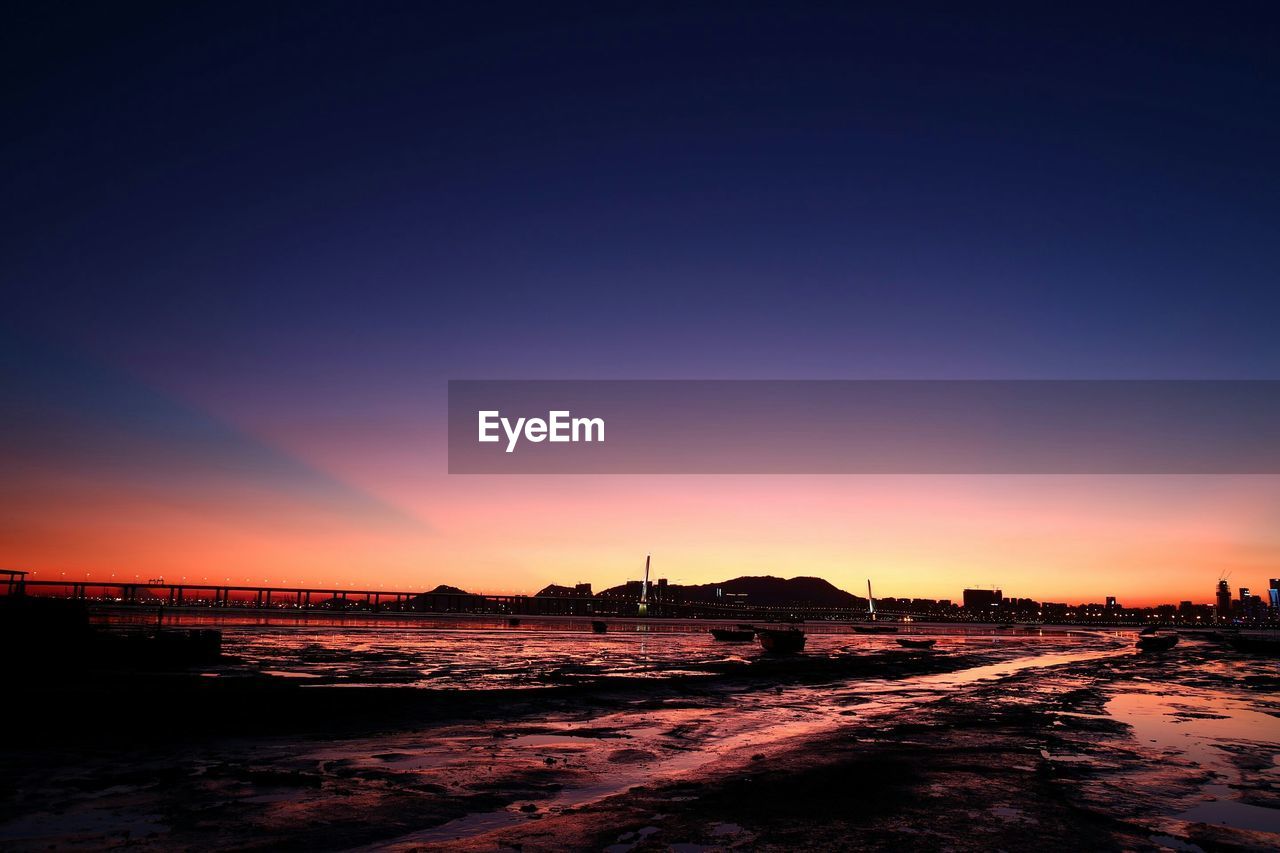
<box><xmin>590</xmin><ymin>620</ymin><xmax>608</xmax><ymax>634</ymax></box>
<box><xmin>896</xmin><ymin>637</ymin><xmax>936</xmax><ymax>649</ymax></box>
<box><xmin>757</xmin><ymin>628</ymin><xmax>806</xmax><ymax>653</ymax></box>
<box><xmin>1136</xmin><ymin>634</ymin><xmax>1178</xmax><ymax>652</ymax></box>
<box><xmin>710</xmin><ymin>626</ymin><xmax>756</xmax><ymax>642</ymax></box>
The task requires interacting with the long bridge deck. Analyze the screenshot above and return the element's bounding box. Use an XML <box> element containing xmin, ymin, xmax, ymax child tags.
<box><xmin>1</xmin><ymin>574</ymin><xmax>903</xmax><ymax>619</ymax></box>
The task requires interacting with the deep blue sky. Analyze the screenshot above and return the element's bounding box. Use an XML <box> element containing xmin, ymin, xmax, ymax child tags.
<box><xmin>5</xmin><ymin>1</ymin><xmax>1280</xmax><ymax>393</ymax></box>
<box><xmin>5</xmin><ymin>2</ymin><xmax>1280</xmax><ymax>596</ymax></box>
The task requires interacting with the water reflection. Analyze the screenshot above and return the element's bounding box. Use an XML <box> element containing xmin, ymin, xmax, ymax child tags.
<box><xmin>133</xmin><ymin>616</ymin><xmax>1102</xmax><ymax>689</ymax></box>
<box><xmin>1107</xmin><ymin>687</ymin><xmax>1280</xmax><ymax>835</ymax></box>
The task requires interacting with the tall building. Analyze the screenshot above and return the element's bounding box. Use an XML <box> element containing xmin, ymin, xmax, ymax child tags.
<box><xmin>1216</xmin><ymin>580</ymin><xmax>1232</xmax><ymax>621</ymax></box>
<box><xmin>1239</xmin><ymin>587</ymin><xmax>1250</xmax><ymax>605</ymax></box>
<box><xmin>962</xmin><ymin>588</ymin><xmax>1003</xmax><ymax>611</ymax></box>
<box><xmin>1270</xmin><ymin>578</ymin><xmax>1280</xmax><ymax>610</ymax></box>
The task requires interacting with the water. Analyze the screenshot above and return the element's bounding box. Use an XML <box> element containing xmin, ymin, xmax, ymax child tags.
<box><xmin>1106</xmin><ymin>685</ymin><xmax>1280</xmax><ymax>836</ymax></box>
<box><xmin>225</xmin><ymin>625</ymin><xmax>1094</xmax><ymax>689</ymax></box>
<box><xmin>367</xmin><ymin>637</ymin><xmax>1135</xmax><ymax>847</ymax></box>
<box><xmin>7</xmin><ymin>618</ymin><xmax>1276</xmax><ymax>850</ymax></box>
<box><xmin>102</xmin><ymin>611</ymin><xmax>1098</xmax><ymax>689</ymax></box>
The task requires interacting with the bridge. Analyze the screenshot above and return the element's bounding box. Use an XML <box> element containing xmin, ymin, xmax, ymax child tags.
<box><xmin>7</xmin><ymin>576</ymin><xmax>509</xmax><ymax>613</ymax></box>
<box><xmin>1</xmin><ymin>571</ymin><xmax>920</xmax><ymax>621</ymax></box>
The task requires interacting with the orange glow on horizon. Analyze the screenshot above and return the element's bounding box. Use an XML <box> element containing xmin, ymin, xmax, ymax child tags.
<box><xmin>5</xmin><ymin>464</ymin><xmax>1278</xmax><ymax>607</ymax></box>
<box><xmin>5</xmin><ymin>361</ymin><xmax>1277</xmax><ymax>609</ymax></box>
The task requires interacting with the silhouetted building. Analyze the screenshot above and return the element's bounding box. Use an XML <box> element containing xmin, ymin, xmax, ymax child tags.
<box><xmin>1216</xmin><ymin>580</ymin><xmax>1232</xmax><ymax>621</ymax></box>
<box><xmin>1270</xmin><ymin>579</ymin><xmax>1279</xmax><ymax>610</ymax></box>
<box><xmin>1105</xmin><ymin>596</ymin><xmax>1117</xmax><ymax>609</ymax></box>
<box><xmin>962</xmin><ymin>588</ymin><xmax>1002</xmax><ymax>612</ymax></box>
<box><xmin>1042</xmin><ymin>602</ymin><xmax>1069</xmax><ymax>620</ymax></box>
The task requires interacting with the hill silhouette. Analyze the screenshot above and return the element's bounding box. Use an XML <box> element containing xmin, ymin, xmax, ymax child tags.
<box><xmin>602</xmin><ymin>575</ymin><xmax>864</xmax><ymax>608</ymax></box>
<box><xmin>424</xmin><ymin>584</ymin><xmax>470</xmax><ymax>596</ymax></box>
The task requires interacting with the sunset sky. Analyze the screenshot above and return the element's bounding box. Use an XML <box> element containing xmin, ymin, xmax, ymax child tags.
<box><xmin>4</xmin><ymin>3</ymin><xmax>1279</xmax><ymax>605</ymax></box>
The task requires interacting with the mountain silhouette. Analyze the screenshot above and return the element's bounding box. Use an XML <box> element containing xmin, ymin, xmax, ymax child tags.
<box><xmin>602</xmin><ymin>575</ymin><xmax>864</xmax><ymax>608</ymax></box>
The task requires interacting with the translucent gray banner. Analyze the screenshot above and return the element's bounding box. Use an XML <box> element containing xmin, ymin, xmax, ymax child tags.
<box><xmin>447</xmin><ymin>380</ymin><xmax>1280</xmax><ymax>474</ymax></box>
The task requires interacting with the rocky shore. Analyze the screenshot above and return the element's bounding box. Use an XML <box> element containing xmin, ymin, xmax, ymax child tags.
<box><xmin>3</xmin><ymin>634</ymin><xmax>1277</xmax><ymax>851</ymax></box>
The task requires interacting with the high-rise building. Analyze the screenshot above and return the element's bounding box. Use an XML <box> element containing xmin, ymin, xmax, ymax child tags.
<box><xmin>962</xmin><ymin>588</ymin><xmax>1003</xmax><ymax>611</ymax></box>
<box><xmin>1216</xmin><ymin>580</ymin><xmax>1232</xmax><ymax>621</ymax></box>
<box><xmin>1270</xmin><ymin>579</ymin><xmax>1280</xmax><ymax>610</ymax></box>
<box><xmin>1239</xmin><ymin>587</ymin><xmax>1250</xmax><ymax>604</ymax></box>
<box><xmin>1105</xmin><ymin>596</ymin><xmax>1117</xmax><ymax>609</ymax></box>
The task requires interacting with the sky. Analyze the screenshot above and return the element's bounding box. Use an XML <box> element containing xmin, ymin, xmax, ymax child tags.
<box><xmin>3</xmin><ymin>2</ymin><xmax>1279</xmax><ymax>604</ymax></box>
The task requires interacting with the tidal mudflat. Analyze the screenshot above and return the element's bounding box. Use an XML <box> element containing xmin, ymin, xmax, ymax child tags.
<box><xmin>2</xmin><ymin>625</ymin><xmax>1276</xmax><ymax>851</ymax></box>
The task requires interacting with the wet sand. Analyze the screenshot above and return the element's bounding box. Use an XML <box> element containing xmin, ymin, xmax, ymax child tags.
<box><xmin>430</xmin><ymin>638</ymin><xmax>1279</xmax><ymax>853</ymax></box>
<box><xmin>3</xmin><ymin>632</ymin><xmax>1277</xmax><ymax>851</ymax></box>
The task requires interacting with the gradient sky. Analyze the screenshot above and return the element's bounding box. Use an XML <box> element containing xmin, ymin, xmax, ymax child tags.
<box><xmin>3</xmin><ymin>2</ymin><xmax>1279</xmax><ymax>604</ymax></box>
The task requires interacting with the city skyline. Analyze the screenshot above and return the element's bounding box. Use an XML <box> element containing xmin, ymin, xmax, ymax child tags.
<box><xmin>5</xmin><ymin>4</ymin><xmax>1279</xmax><ymax>606</ymax></box>
<box><xmin>8</xmin><ymin>563</ymin><xmax>1279</xmax><ymax>615</ymax></box>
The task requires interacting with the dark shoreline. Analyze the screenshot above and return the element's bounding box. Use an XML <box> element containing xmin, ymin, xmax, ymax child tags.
<box><xmin>433</xmin><ymin>643</ymin><xmax>1280</xmax><ymax>853</ymax></box>
<box><xmin>5</xmin><ymin>635</ymin><xmax>1278</xmax><ymax>852</ymax></box>
<box><xmin>14</xmin><ymin>647</ymin><xmax>1002</xmax><ymax>742</ymax></box>
<box><xmin>4</xmin><ymin>645</ymin><xmax>1031</xmax><ymax>850</ymax></box>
